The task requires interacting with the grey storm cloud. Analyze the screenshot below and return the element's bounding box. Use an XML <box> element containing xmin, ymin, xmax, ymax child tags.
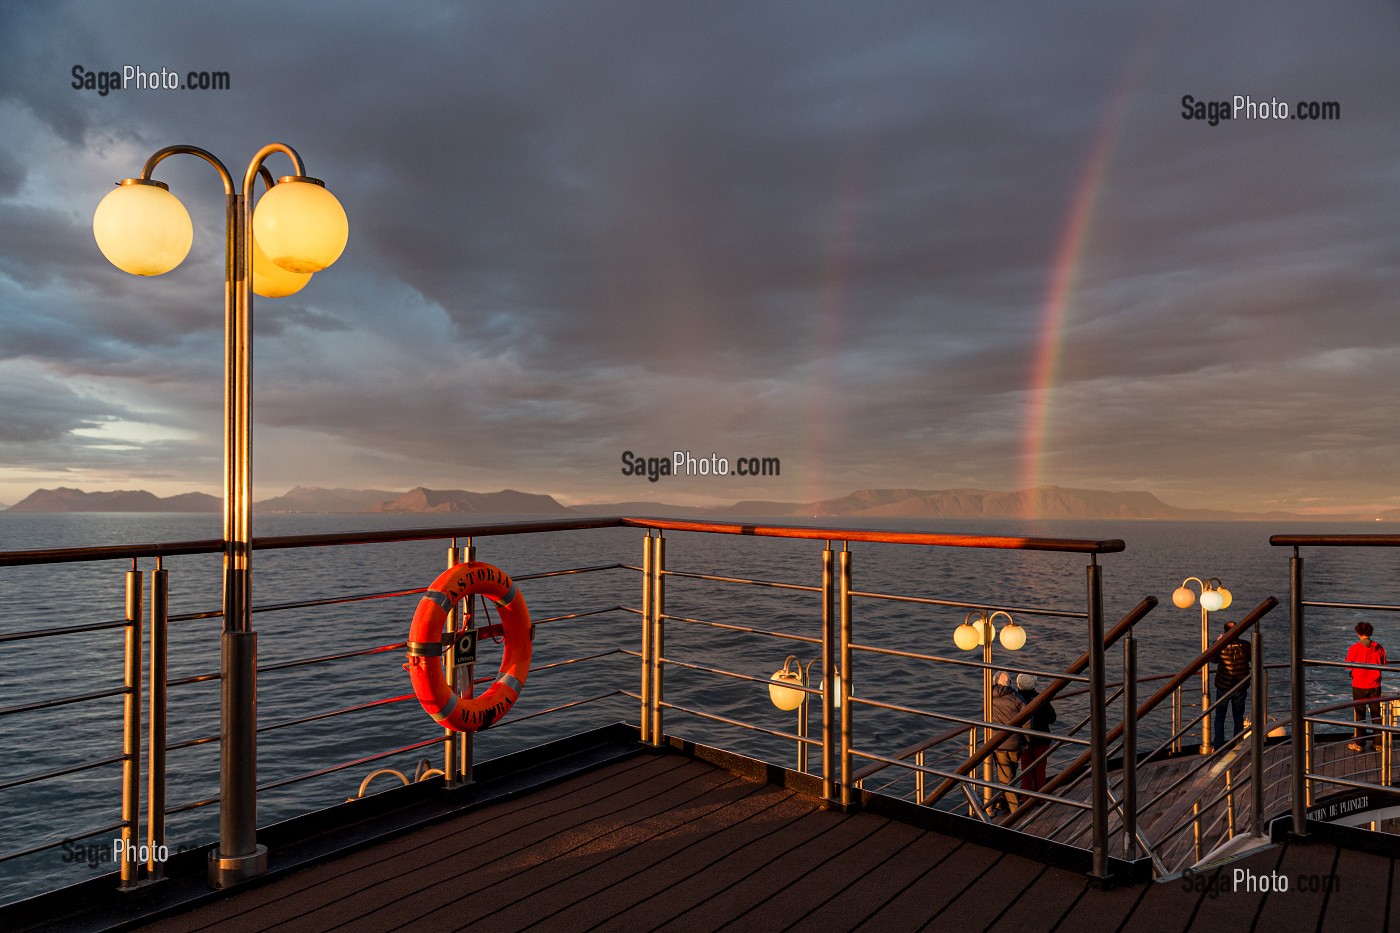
<box><xmin>1</xmin><ymin>0</ymin><xmax>1399</xmax><ymax>510</ymax></box>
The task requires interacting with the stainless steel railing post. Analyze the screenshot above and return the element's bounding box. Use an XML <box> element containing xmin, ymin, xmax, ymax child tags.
<box><xmin>1086</xmin><ymin>559</ymin><xmax>1110</xmax><ymax>881</ymax></box>
<box><xmin>1122</xmin><ymin>632</ymin><xmax>1138</xmax><ymax>858</ymax></box>
<box><xmin>839</xmin><ymin>546</ymin><xmax>853</xmax><ymax>810</ymax></box>
<box><xmin>147</xmin><ymin>559</ymin><xmax>168</xmax><ymax>881</ymax></box>
<box><xmin>1304</xmin><ymin>721</ymin><xmax>1315</xmax><ymax>807</ymax></box>
<box><xmin>641</xmin><ymin>531</ymin><xmax>653</xmax><ymax>742</ymax></box>
<box><xmin>1225</xmin><ymin>767</ymin><xmax>1236</xmax><ymax>837</ymax></box>
<box><xmin>1290</xmin><ymin>550</ymin><xmax>1309</xmax><ymax>837</ymax></box>
<box><xmin>821</xmin><ymin>544</ymin><xmax>836</xmax><ymax>806</ymax></box>
<box><xmin>1192</xmin><ymin>801</ymin><xmax>1202</xmax><ymax>862</ymax></box>
<box><xmin>1171</xmin><ymin>686</ymin><xmax>1181</xmax><ymax>754</ymax></box>
<box><xmin>650</xmin><ymin>534</ymin><xmax>665</xmax><ymax>746</ymax></box>
<box><xmin>120</xmin><ymin>562</ymin><xmax>143</xmax><ymax>890</ymax></box>
<box><xmin>1384</xmin><ymin>700</ymin><xmax>1394</xmax><ymax>787</ymax></box>
<box><xmin>1251</xmin><ymin>623</ymin><xmax>1266</xmax><ymax>838</ymax></box>
<box><xmin>444</xmin><ymin>543</ymin><xmax>459</xmax><ymax>786</ymax></box>
<box><xmin>460</xmin><ymin>539</ymin><xmax>476</xmax><ymax>784</ymax></box>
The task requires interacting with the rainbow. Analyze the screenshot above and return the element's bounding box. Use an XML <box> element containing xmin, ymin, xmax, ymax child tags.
<box><xmin>1018</xmin><ymin>13</ymin><xmax>1165</xmax><ymax>513</ymax></box>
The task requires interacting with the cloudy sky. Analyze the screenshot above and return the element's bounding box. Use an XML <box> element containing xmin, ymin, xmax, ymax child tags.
<box><xmin>1</xmin><ymin>1</ymin><xmax>1397</xmax><ymax>512</ymax></box>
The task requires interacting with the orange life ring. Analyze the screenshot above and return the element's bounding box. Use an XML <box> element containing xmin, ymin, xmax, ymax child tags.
<box><xmin>406</xmin><ymin>561</ymin><xmax>531</xmax><ymax>732</ymax></box>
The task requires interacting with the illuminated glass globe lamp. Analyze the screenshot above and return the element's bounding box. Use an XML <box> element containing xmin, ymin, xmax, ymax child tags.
<box><xmin>974</xmin><ymin>615</ymin><xmax>996</xmax><ymax>645</ymax></box>
<box><xmin>92</xmin><ymin>179</ymin><xmax>193</xmax><ymax>276</ymax></box>
<box><xmin>999</xmin><ymin>620</ymin><xmax>1027</xmax><ymax>651</ymax></box>
<box><xmin>769</xmin><ymin>657</ymin><xmax>806</xmax><ymax>711</ymax></box>
<box><xmin>953</xmin><ymin>620</ymin><xmax>981</xmax><ymax>651</ymax></box>
<box><xmin>818</xmin><ymin>673</ymin><xmax>845</xmax><ymax>708</ymax></box>
<box><xmin>1212</xmin><ymin>580</ymin><xmax>1233</xmax><ymax>610</ymax></box>
<box><xmin>1172</xmin><ymin>586</ymin><xmax>1197</xmax><ymax>609</ymax></box>
<box><xmin>253</xmin><ymin>176</ymin><xmax>349</xmax><ymax>273</ymax></box>
<box><xmin>251</xmin><ymin>236</ymin><xmax>312</xmax><ymax>298</ymax></box>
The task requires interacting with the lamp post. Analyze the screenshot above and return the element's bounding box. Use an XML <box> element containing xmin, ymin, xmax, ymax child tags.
<box><xmin>769</xmin><ymin>656</ymin><xmax>842</xmax><ymax>774</ymax></box>
<box><xmin>93</xmin><ymin>143</ymin><xmax>347</xmax><ymax>887</ymax></box>
<box><xmin>1172</xmin><ymin>576</ymin><xmax>1232</xmax><ymax>755</ymax></box>
<box><xmin>953</xmin><ymin>610</ymin><xmax>1026</xmax><ymax>806</ymax></box>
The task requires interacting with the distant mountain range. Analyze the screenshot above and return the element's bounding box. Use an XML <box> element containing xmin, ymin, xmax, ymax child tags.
<box><xmin>5</xmin><ymin>485</ymin><xmax>573</xmax><ymax>515</ymax></box>
<box><xmin>371</xmin><ymin>487</ymin><xmax>571</xmax><ymax>514</ymax></box>
<box><xmin>723</xmin><ymin>486</ymin><xmax>1313</xmax><ymax>521</ymax></box>
<box><xmin>1</xmin><ymin>483</ymin><xmax>1364</xmax><ymax>521</ymax></box>
<box><xmin>6</xmin><ymin>487</ymin><xmax>223</xmax><ymax>513</ymax></box>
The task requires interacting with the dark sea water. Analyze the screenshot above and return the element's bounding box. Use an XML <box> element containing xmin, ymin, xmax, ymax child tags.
<box><xmin>2</xmin><ymin>512</ymin><xmax>1396</xmax><ymax>904</ymax></box>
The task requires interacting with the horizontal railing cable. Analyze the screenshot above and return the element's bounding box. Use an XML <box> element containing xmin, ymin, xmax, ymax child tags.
<box><xmin>659</xmin><ymin>568</ymin><xmax>820</xmax><ymax>594</ymax></box>
<box><xmin>849</xmin><ymin>589</ymin><xmax>1087</xmax><ymax>620</ymax></box>
<box><xmin>494</xmin><ymin>691</ymin><xmax>623</xmax><ymax>727</ymax></box>
<box><xmin>0</xmin><ymin>754</ymin><xmax>126</xmax><ymax>792</ymax></box>
<box><xmin>0</xmin><ymin>821</ymin><xmax>127</xmax><ymax>864</ymax></box>
<box><xmin>660</xmin><ymin>611</ymin><xmax>822</xmax><ymax>646</ymax></box>
<box><xmin>658</xmin><ymin>700</ymin><xmax>819</xmax><ymax>747</ymax></box>
<box><xmin>0</xmin><ymin>684</ymin><xmax>128</xmax><ymax>717</ymax></box>
<box><xmin>0</xmin><ymin>619</ymin><xmax>129</xmax><ymax>643</ymax></box>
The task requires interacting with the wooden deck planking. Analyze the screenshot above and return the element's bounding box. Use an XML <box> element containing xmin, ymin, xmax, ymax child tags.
<box><xmin>850</xmin><ymin>842</ymin><xmax>1006</xmax><ymax>931</ymax></box>
<box><xmin>511</xmin><ymin>781</ymin><xmax>817</xmax><ymax>929</ymax></box>
<box><xmin>919</xmin><ymin>847</ymin><xmax>1058</xmax><ymax>931</ymax></box>
<box><xmin>784</xmin><ymin>823</ymin><xmax>964</xmax><ymax>931</ymax></box>
<box><xmin>312</xmin><ymin>759</ymin><xmax>746</xmax><ymax>932</ymax></box>
<box><xmin>125</xmin><ymin>748</ymin><xmax>1396</xmax><ymax>933</ymax></box>
<box><xmin>650</xmin><ymin>798</ymin><xmax>890</xmax><ymax>931</ymax></box>
<box><xmin>992</xmin><ymin>863</ymin><xmax>1097</xmax><ymax>933</ymax></box>
<box><xmin>587</xmin><ymin>796</ymin><xmax>849</xmax><ymax>931</ymax></box>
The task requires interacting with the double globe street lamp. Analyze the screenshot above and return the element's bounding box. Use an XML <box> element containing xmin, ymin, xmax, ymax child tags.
<box><xmin>1172</xmin><ymin>575</ymin><xmax>1232</xmax><ymax>754</ymax></box>
<box><xmin>953</xmin><ymin>610</ymin><xmax>1026</xmax><ymax>806</ymax></box>
<box><xmin>770</xmin><ymin>656</ymin><xmax>843</xmax><ymax>773</ymax></box>
<box><xmin>93</xmin><ymin>143</ymin><xmax>348</xmax><ymax>887</ymax></box>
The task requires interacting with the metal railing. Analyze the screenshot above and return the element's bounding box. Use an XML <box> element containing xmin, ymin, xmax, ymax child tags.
<box><xmin>0</xmin><ymin>518</ymin><xmax>635</xmax><ymax>901</ymax></box>
<box><xmin>621</xmin><ymin>520</ymin><xmax>1132</xmax><ymax>879</ymax></box>
<box><xmin>12</xmin><ymin>519</ymin><xmax>1400</xmax><ymax>903</ymax></box>
<box><xmin>1272</xmin><ymin>534</ymin><xmax>1400</xmax><ymax>837</ymax></box>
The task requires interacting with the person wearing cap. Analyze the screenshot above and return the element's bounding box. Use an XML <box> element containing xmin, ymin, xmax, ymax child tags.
<box><xmin>1016</xmin><ymin>673</ymin><xmax>1056</xmax><ymax>792</ymax></box>
<box><xmin>1346</xmin><ymin>621</ymin><xmax>1388</xmax><ymax>752</ymax></box>
<box><xmin>989</xmin><ymin>670</ymin><xmax>1024</xmax><ymax>812</ymax></box>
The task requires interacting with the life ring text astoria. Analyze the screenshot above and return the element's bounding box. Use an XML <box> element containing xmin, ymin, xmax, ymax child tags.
<box><xmin>406</xmin><ymin>561</ymin><xmax>532</xmax><ymax>732</ymax></box>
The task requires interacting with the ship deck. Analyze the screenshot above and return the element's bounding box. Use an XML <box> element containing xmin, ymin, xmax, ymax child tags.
<box><xmin>19</xmin><ymin>731</ymin><xmax>1396</xmax><ymax>933</ymax></box>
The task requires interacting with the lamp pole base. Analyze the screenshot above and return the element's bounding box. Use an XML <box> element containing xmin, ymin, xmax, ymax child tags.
<box><xmin>208</xmin><ymin>844</ymin><xmax>267</xmax><ymax>888</ymax></box>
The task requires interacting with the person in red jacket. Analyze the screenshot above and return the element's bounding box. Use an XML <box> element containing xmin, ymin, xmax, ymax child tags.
<box><xmin>1346</xmin><ymin>621</ymin><xmax>1387</xmax><ymax>752</ymax></box>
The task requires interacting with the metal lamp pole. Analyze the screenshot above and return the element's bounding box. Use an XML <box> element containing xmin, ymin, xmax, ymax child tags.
<box><xmin>94</xmin><ymin>144</ymin><xmax>346</xmax><ymax>887</ymax></box>
<box><xmin>955</xmin><ymin>610</ymin><xmax>1025</xmax><ymax>808</ymax></box>
<box><xmin>1173</xmin><ymin>575</ymin><xmax>1231</xmax><ymax>755</ymax></box>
